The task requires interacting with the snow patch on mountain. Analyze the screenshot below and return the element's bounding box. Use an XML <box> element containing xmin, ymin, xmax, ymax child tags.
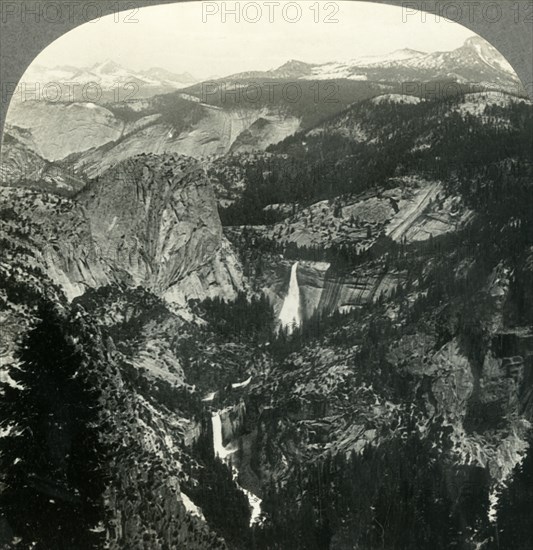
<box><xmin>371</xmin><ymin>94</ymin><xmax>423</xmax><ymax>105</ymax></box>
<box><xmin>349</xmin><ymin>48</ymin><xmax>426</xmax><ymax>67</ymax></box>
<box><xmin>17</xmin><ymin>59</ymin><xmax>198</xmax><ymax>101</ymax></box>
<box><xmin>293</xmin><ymin>36</ymin><xmax>520</xmax><ymax>94</ymax></box>
<box><xmin>459</xmin><ymin>91</ymin><xmax>530</xmax><ymax>112</ymax></box>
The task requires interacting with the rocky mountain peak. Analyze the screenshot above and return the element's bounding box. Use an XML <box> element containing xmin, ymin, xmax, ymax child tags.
<box><xmin>461</xmin><ymin>35</ymin><xmax>515</xmax><ymax>74</ymax></box>
<box><xmin>273</xmin><ymin>59</ymin><xmax>313</xmax><ymax>77</ymax></box>
<box><xmin>90</xmin><ymin>59</ymin><xmax>124</xmax><ymax>74</ymax></box>
<box><xmin>463</xmin><ymin>35</ymin><xmax>493</xmax><ymax>50</ymax></box>
<box><xmin>391</xmin><ymin>47</ymin><xmax>426</xmax><ymax>58</ymax></box>
<box><xmin>277</xmin><ymin>59</ymin><xmax>309</xmax><ymax>69</ymax></box>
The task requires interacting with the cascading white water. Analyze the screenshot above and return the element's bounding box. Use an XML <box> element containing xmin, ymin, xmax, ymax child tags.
<box><xmin>279</xmin><ymin>261</ymin><xmax>301</xmax><ymax>333</ymax></box>
<box><xmin>211</xmin><ymin>411</ymin><xmax>262</xmax><ymax>525</ymax></box>
<box><xmin>211</xmin><ymin>412</ymin><xmax>235</xmax><ymax>460</ymax></box>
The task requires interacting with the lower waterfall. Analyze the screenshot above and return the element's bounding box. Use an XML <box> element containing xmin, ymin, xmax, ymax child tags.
<box><xmin>211</xmin><ymin>411</ymin><xmax>262</xmax><ymax>525</ymax></box>
<box><xmin>212</xmin><ymin>412</ymin><xmax>235</xmax><ymax>461</ymax></box>
<box><xmin>279</xmin><ymin>261</ymin><xmax>301</xmax><ymax>333</ymax></box>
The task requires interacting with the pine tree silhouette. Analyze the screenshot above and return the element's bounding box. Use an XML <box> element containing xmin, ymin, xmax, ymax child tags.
<box><xmin>0</xmin><ymin>300</ymin><xmax>107</xmax><ymax>550</ymax></box>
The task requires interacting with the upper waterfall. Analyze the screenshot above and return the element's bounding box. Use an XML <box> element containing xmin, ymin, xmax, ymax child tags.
<box><xmin>279</xmin><ymin>262</ymin><xmax>302</xmax><ymax>334</ymax></box>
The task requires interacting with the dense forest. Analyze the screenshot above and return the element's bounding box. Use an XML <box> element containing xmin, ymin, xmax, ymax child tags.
<box><xmin>252</xmin><ymin>429</ymin><xmax>491</xmax><ymax>550</ymax></box>
<box><xmin>218</xmin><ymin>97</ymin><xmax>533</xmax><ymax>227</ymax></box>
<box><xmin>190</xmin><ymin>291</ymin><xmax>275</xmax><ymax>343</ymax></box>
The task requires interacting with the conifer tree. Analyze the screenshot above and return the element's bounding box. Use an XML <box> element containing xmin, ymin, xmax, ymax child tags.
<box><xmin>0</xmin><ymin>301</ymin><xmax>107</xmax><ymax>550</ymax></box>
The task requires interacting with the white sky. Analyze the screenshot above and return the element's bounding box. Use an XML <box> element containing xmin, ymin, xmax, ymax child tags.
<box><xmin>31</xmin><ymin>1</ymin><xmax>476</xmax><ymax>79</ymax></box>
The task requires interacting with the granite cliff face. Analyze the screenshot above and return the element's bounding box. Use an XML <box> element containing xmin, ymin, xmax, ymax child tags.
<box><xmin>3</xmin><ymin>97</ymin><xmax>301</xmax><ymax>172</ymax></box>
<box><xmin>73</xmin><ymin>105</ymin><xmax>301</xmax><ymax>179</ymax></box>
<box><xmin>79</xmin><ymin>154</ymin><xmax>244</xmax><ymax>306</ymax></box>
<box><xmin>5</xmin><ymin>100</ymin><xmax>125</xmax><ymax>161</ymax></box>
<box><xmin>1</xmin><ymin>153</ymin><xmax>244</xmax><ymax>307</ymax></box>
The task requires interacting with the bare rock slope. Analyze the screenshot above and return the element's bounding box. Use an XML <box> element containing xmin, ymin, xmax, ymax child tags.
<box><xmin>1</xmin><ymin>153</ymin><xmax>244</xmax><ymax>306</ymax></box>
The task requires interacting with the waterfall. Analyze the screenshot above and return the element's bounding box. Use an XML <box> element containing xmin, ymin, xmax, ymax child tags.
<box><xmin>279</xmin><ymin>262</ymin><xmax>301</xmax><ymax>333</ymax></box>
<box><xmin>211</xmin><ymin>412</ymin><xmax>235</xmax><ymax>460</ymax></box>
<box><xmin>211</xmin><ymin>411</ymin><xmax>262</xmax><ymax>525</ymax></box>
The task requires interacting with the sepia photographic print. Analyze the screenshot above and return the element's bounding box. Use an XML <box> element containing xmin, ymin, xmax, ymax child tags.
<box><xmin>0</xmin><ymin>1</ymin><xmax>532</xmax><ymax>548</ymax></box>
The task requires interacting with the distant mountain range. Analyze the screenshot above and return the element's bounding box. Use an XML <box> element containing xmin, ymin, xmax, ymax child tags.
<box><xmin>2</xmin><ymin>35</ymin><xmax>526</xmax><ymax>175</ymax></box>
<box><xmin>16</xmin><ymin>60</ymin><xmax>198</xmax><ymax>101</ymax></box>
<box><xmin>10</xmin><ymin>36</ymin><xmax>522</xmax><ymax>106</ymax></box>
<box><xmin>225</xmin><ymin>36</ymin><xmax>521</xmax><ymax>93</ymax></box>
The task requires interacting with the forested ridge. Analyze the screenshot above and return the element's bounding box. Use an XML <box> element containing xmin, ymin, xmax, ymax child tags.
<box><xmin>218</xmin><ymin>96</ymin><xmax>532</xmax><ymax>226</ymax></box>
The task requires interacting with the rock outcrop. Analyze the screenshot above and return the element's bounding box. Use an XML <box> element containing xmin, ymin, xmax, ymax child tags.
<box><xmin>79</xmin><ymin>153</ymin><xmax>243</xmax><ymax>306</ymax></box>
<box><xmin>4</xmin><ymin>96</ymin><xmax>301</xmax><ymax>173</ymax></box>
<box><xmin>1</xmin><ymin>154</ymin><xmax>244</xmax><ymax>307</ymax></box>
<box><xmin>5</xmin><ymin>100</ymin><xmax>125</xmax><ymax>161</ymax></box>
